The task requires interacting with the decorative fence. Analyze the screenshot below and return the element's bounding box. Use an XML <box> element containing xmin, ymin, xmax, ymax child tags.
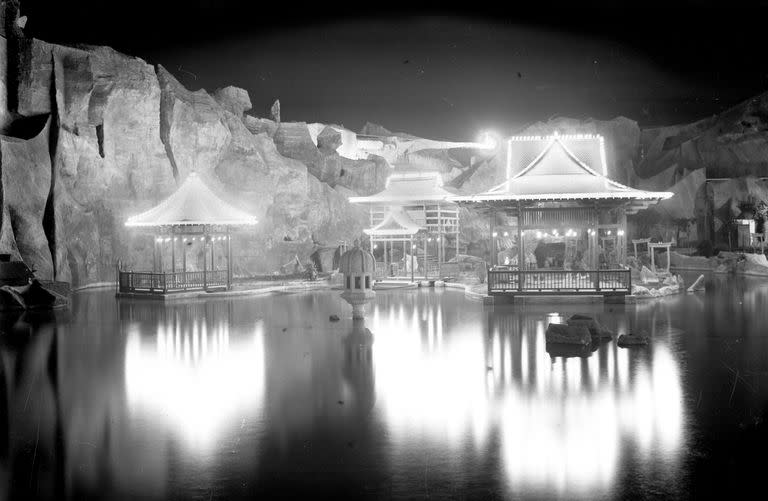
<box><xmin>118</xmin><ymin>270</ymin><xmax>228</xmax><ymax>294</ymax></box>
<box><xmin>487</xmin><ymin>268</ymin><xmax>631</xmax><ymax>295</ymax></box>
<box><xmin>374</xmin><ymin>261</ymin><xmax>460</xmax><ymax>280</ymax></box>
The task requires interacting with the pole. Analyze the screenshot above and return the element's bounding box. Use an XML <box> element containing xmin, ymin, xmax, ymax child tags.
<box><xmin>410</xmin><ymin>236</ymin><xmax>415</xmax><ymax>283</ymax></box>
<box><xmin>403</xmin><ymin>240</ymin><xmax>407</xmax><ymax>278</ymax></box>
<box><xmin>182</xmin><ymin>236</ymin><xmax>187</xmax><ymax>272</ymax></box>
<box><xmin>153</xmin><ymin>234</ymin><xmax>157</xmax><ymax>272</ymax></box>
<box><xmin>227</xmin><ymin>228</ymin><xmax>232</xmax><ymax>290</ymax></box>
<box><xmin>489</xmin><ymin>209</ymin><xmax>496</xmax><ymax>267</ymax></box>
<box><xmin>517</xmin><ymin>202</ymin><xmax>524</xmax><ymax>291</ymax></box>
<box><xmin>158</xmin><ymin>237</ymin><xmax>164</xmax><ymax>272</ymax></box>
<box><xmin>423</xmin><ymin>234</ymin><xmax>428</xmax><ymax>279</ymax></box>
<box><xmin>438</xmin><ymin>204</ymin><xmax>443</xmax><ymax>278</ymax></box>
<box><xmin>171</xmin><ymin>228</ymin><xmax>176</xmax><ymax>273</ymax></box>
<box><xmin>211</xmin><ymin>236</ymin><xmax>216</xmax><ymax>271</ymax></box>
<box><xmin>203</xmin><ymin>230</ymin><xmax>208</xmax><ymax>291</ymax></box>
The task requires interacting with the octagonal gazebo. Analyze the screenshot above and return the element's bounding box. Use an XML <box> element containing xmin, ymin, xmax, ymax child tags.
<box><xmin>118</xmin><ymin>172</ymin><xmax>257</xmax><ymax>295</ymax></box>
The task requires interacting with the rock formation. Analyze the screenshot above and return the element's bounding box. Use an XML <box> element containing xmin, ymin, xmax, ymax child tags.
<box><xmin>3</xmin><ymin>1</ymin><xmax>768</xmax><ymax>286</ymax></box>
<box><xmin>0</xmin><ymin>5</ymin><xmax>370</xmax><ymax>285</ymax></box>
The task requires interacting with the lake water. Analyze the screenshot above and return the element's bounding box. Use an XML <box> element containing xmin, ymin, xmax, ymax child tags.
<box><xmin>2</xmin><ymin>274</ymin><xmax>768</xmax><ymax>500</ymax></box>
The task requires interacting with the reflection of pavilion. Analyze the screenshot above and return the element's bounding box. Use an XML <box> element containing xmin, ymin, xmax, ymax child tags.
<box><xmin>120</xmin><ymin>172</ymin><xmax>257</xmax><ymax>295</ymax></box>
<box><xmin>483</xmin><ymin>310</ymin><xmax>683</xmax><ymax>496</ymax></box>
<box><xmin>350</xmin><ymin>170</ymin><xmax>460</xmax><ymax>280</ymax></box>
<box><xmin>121</xmin><ymin>301</ymin><xmax>265</xmax><ymax>449</ymax></box>
<box><xmin>453</xmin><ymin>133</ymin><xmax>672</xmax><ymax>297</ymax></box>
<box><xmin>366</xmin><ymin>297</ymin><xmax>684</xmax><ymax>498</ymax></box>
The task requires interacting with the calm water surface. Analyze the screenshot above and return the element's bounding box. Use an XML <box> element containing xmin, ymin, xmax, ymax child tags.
<box><xmin>2</xmin><ymin>274</ymin><xmax>768</xmax><ymax>500</ymax></box>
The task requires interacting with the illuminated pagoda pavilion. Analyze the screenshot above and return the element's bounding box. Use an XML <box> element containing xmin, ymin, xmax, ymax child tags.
<box><xmin>452</xmin><ymin>132</ymin><xmax>673</xmax><ymax>297</ymax></box>
<box><xmin>119</xmin><ymin>172</ymin><xmax>258</xmax><ymax>295</ymax></box>
<box><xmin>349</xmin><ymin>169</ymin><xmax>459</xmax><ymax>279</ymax></box>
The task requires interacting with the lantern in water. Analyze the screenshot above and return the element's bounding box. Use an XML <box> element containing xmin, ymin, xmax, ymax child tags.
<box><xmin>339</xmin><ymin>241</ymin><xmax>376</xmax><ymax>319</ymax></box>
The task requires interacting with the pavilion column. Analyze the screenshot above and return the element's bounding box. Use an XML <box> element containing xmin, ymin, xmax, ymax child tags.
<box><xmin>423</xmin><ymin>234</ymin><xmax>428</xmax><ymax>279</ymax></box>
<box><xmin>403</xmin><ymin>240</ymin><xmax>407</xmax><ymax>277</ymax></box>
<box><xmin>203</xmin><ymin>230</ymin><xmax>208</xmax><ymax>291</ymax></box>
<box><xmin>384</xmin><ymin>240</ymin><xmax>388</xmax><ymax>276</ymax></box>
<box><xmin>438</xmin><ymin>204</ymin><xmax>443</xmax><ymax>277</ymax></box>
<box><xmin>182</xmin><ymin>236</ymin><xmax>187</xmax><ymax>272</ymax></box>
<box><xmin>410</xmin><ymin>236</ymin><xmax>415</xmax><ymax>282</ymax></box>
<box><xmin>489</xmin><ymin>209</ymin><xmax>496</xmax><ymax>267</ymax></box>
<box><xmin>618</xmin><ymin>206</ymin><xmax>627</xmax><ymax>265</ymax></box>
<box><xmin>227</xmin><ymin>228</ymin><xmax>232</xmax><ymax>290</ymax></box>
<box><xmin>158</xmin><ymin>238</ymin><xmax>164</xmax><ymax>272</ymax></box>
<box><xmin>171</xmin><ymin>228</ymin><xmax>176</xmax><ymax>273</ymax></box>
<box><xmin>517</xmin><ymin>203</ymin><xmax>525</xmax><ymax>291</ymax></box>
<box><xmin>211</xmin><ymin>236</ymin><xmax>216</xmax><ymax>271</ymax></box>
<box><xmin>153</xmin><ymin>235</ymin><xmax>157</xmax><ymax>272</ymax></box>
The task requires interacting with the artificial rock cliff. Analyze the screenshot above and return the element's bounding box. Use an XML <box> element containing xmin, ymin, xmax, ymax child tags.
<box><xmin>3</xmin><ymin>0</ymin><xmax>768</xmax><ymax>286</ymax></box>
<box><xmin>0</xmin><ymin>3</ymin><xmax>374</xmax><ymax>285</ymax></box>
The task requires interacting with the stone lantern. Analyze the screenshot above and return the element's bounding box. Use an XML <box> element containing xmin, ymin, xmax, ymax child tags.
<box><xmin>339</xmin><ymin>241</ymin><xmax>376</xmax><ymax>319</ymax></box>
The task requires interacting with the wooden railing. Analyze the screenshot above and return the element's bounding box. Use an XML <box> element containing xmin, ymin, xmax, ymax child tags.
<box><xmin>118</xmin><ymin>270</ymin><xmax>228</xmax><ymax>294</ymax></box>
<box><xmin>374</xmin><ymin>261</ymin><xmax>461</xmax><ymax>279</ymax></box>
<box><xmin>487</xmin><ymin>268</ymin><xmax>631</xmax><ymax>295</ymax></box>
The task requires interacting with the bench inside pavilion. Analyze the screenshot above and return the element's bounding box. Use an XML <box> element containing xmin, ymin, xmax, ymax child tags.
<box><xmin>349</xmin><ymin>169</ymin><xmax>460</xmax><ymax>280</ymax></box>
<box><xmin>453</xmin><ymin>132</ymin><xmax>673</xmax><ymax>297</ymax></box>
<box><xmin>119</xmin><ymin>172</ymin><xmax>257</xmax><ymax>295</ymax></box>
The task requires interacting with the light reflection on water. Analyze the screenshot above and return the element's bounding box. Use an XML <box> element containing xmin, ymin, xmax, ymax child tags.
<box><xmin>124</xmin><ymin>312</ymin><xmax>265</xmax><ymax>450</ymax></box>
<box><xmin>369</xmin><ymin>297</ymin><xmax>684</xmax><ymax>498</ymax></box>
<box><xmin>4</xmin><ymin>274</ymin><xmax>768</xmax><ymax>499</ymax></box>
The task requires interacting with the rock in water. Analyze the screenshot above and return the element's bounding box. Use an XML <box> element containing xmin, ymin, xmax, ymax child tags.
<box><xmin>566</xmin><ymin>314</ymin><xmax>613</xmax><ymax>340</ymax></box>
<box><xmin>545</xmin><ymin>323</ymin><xmax>591</xmax><ymax>346</ymax></box>
<box><xmin>617</xmin><ymin>332</ymin><xmax>649</xmax><ymax>347</ymax></box>
<box><xmin>329</xmin><ymin>314</ymin><xmax>340</xmax><ymax>322</ymax></box>
<box><xmin>546</xmin><ymin>343</ymin><xmax>594</xmax><ymax>359</ymax></box>
<box><xmin>687</xmin><ymin>274</ymin><xmax>706</xmax><ymax>293</ymax></box>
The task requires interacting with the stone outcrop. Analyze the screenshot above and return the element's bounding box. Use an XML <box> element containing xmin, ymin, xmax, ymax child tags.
<box><xmin>545</xmin><ymin>323</ymin><xmax>591</xmax><ymax>346</ymax></box>
<box><xmin>0</xmin><ymin>117</ymin><xmax>53</xmax><ymax>279</ymax></box>
<box><xmin>566</xmin><ymin>314</ymin><xmax>613</xmax><ymax>340</ymax></box>
<box><xmin>617</xmin><ymin>332</ymin><xmax>649</xmax><ymax>347</ymax></box>
<box><xmin>213</xmin><ymin>86</ymin><xmax>251</xmax><ymax>118</ymax></box>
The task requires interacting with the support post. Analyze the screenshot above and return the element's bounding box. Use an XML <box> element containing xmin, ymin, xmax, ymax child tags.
<box><xmin>227</xmin><ymin>228</ymin><xmax>232</xmax><ymax>290</ymax></box>
<box><xmin>203</xmin><ymin>231</ymin><xmax>208</xmax><ymax>291</ymax></box>
<box><xmin>438</xmin><ymin>204</ymin><xmax>443</xmax><ymax>278</ymax></box>
<box><xmin>423</xmin><ymin>234</ymin><xmax>428</xmax><ymax>279</ymax></box>
<box><xmin>153</xmin><ymin>234</ymin><xmax>157</xmax><ymax>272</ymax></box>
<box><xmin>182</xmin><ymin>236</ymin><xmax>187</xmax><ymax>273</ymax></box>
<box><xmin>211</xmin><ymin>236</ymin><xmax>216</xmax><ymax>271</ymax></box>
<box><xmin>517</xmin><ymin>203</ymin><xmax>524</xmax><ymax>291</ymax></box>
<box><xmin>158</xmin><ymin>237</ymin><xmax>163</xmax><ymax>272</ymax></box>
<box><xmin>410</xmin><ymin>236</ymin><xmax>415</xmax><ymax>283</ymax></box>
<box><xmin>489</xmin><ymin>209</ymin><xmax>496</xmax><ymax>267</ymax></box>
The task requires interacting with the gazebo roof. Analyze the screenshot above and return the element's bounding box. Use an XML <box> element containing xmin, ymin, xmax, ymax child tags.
<box><xmin>125</xmin><ymin>172</ymin><xmax>258</xmax><ymax>227</ymax></box>
<box><xmin>349</xmin><ymin>170</ymin><xmax>454</xmax><ymax>204</ymax></box>
<box><xmin>452</xmin><ymin>133</ymin><xmax>672</xmax><ymax>211</ymax></box>
<box><xmin>363</xmin><ymin>209</ymin><xmax>422</xmax><ymax>236</ymax></box>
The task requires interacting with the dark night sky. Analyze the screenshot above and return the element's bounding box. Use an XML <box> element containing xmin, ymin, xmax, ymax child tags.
<box><xmin>21</xmin><ymin>0</ymin><xmax>768</xmax><ymax>140</ymax></box>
